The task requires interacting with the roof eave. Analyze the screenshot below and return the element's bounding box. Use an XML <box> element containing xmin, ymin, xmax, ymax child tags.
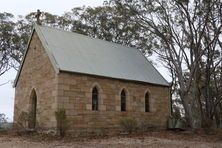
<box><xmin>13</xmin><ymin>27</ymin><xmax>35</xmax><ymax>88</ymax></box>
<box><xmin>34</xmin><ymin>24</ymin><xmax>60</xmax><ymax>73</ymax></box>
<box><xmin>59</xmin><ymin>69</ymin><xmax>170</xmax><ymax>87</ymax></box>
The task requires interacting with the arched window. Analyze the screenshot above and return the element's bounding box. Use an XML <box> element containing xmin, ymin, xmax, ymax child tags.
<box><xmin>92</xmin><ymin>87</ymin><xmax>98</xmax><ymax>110</ymax></box>
<box><xmin>121</xmin><ymin>90</ymin><xmax>126</xmax><ymax>111</ymax></box>
<box><xmin>145</xmin><ymin>92</ymin><xmax>150</xmax><ymax>112</ymax></box>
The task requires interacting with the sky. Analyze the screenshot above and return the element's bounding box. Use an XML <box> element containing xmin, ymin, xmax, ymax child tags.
<box><xmin>0</xmin><ymin>0</ymin><xmax>171</xmax><ymax>121</ymax></box>
<box><xmin>1</xmin><ymin>0</ymin><xmax>105</xmax><ymax>16</ymax></box>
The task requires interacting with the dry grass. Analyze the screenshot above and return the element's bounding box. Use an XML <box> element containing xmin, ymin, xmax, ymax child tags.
<box><xmin>0</xmin><ymin>129</ymin><xmax>222</xmax><ymax>148</ymax></box>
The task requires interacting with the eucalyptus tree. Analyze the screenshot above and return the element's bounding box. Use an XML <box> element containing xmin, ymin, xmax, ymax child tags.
<box><xmin>0</xmin><ymin>13</ymin><xmax>15</xmax><ymax>75</ymax></box>
<box><xmin>64</xmin><ymin>5</ymin><xmax>150</xmax><ymax>54</ymax></box>
<box><xmin>108</xmin><ymin>0</ymin><xmax>222</xmax><ymax>128</ymax></box>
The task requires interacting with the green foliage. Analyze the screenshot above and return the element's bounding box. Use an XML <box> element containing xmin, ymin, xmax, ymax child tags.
<box><xmin>55</xmin><ymin>108</ymin><xmax>68</xmax><ymax>137</ymax></box>
<box><xmin>65</xmin><ymin>5</ymin><xmax>150</xmax><ymax>53</ymax></box>
<box><xmin>0</xmin><ymin>12</ymin><xmax>32</xmax><ymax>74</ymax></box>
<box><xmin>0</xmin><ymin>13</ymin><xmax>16</xmax><ymax>75</ymax></box>
<box><xmin>119</xmin><ymin>117</ymin><xmax>137</xmax><ymax>134</ymax></box>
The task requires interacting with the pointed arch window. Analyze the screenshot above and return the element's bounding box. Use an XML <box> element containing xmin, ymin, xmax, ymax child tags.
<box><xmin>145</xmin><ymin>92</ymin><xmax>150</xmax><ymax>112</ymax></box>
<box><xmin>92</xmin><ymin>87</ymin><xmax>98</xmax><ymax>110</ymax></box>
<box><xmin>121</xmin><ymin>90</ymin><xmax>126</xmax><ymax>112</ymax></box>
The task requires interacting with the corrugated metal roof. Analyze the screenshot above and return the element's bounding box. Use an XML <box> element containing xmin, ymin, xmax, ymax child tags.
<box><xmin>15</xmin><ymin>24</ymin><xmax>169</xmax><ymax>87</ymax></box>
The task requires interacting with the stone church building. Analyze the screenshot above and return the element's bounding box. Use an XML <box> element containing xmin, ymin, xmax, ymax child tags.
<box><xmin>13</xmin><ymin>24</ymin><xmax>170</xmax><ymax>132</ymax></box>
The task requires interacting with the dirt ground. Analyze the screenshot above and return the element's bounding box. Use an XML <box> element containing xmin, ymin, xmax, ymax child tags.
<box><xmin>0</xmin><ymin>130</ymin><xmax>222</xmax><ymax>148</ymax></box>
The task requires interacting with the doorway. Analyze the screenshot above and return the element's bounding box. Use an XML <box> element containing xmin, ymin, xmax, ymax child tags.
<box><xmin>28</xmin><ymin>89</ymin><xmax>37</xmax><ymax>129</ymax></box>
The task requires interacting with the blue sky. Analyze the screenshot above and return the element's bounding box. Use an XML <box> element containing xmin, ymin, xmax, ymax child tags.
<box><xmin>0</xmin><ymin>0</ymin><xmax>171</xmax><ymax>121</ymax></box>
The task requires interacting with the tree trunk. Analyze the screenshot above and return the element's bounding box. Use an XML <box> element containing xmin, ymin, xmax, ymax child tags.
<box><xmin>180</xmin><ymin>91</ymin><xmax>193</xmax><ymax>128</ymax></box>
<box><xmin>194</xmin><ymin>69</ymin><xmax>205</xmax><ymax>128</ymax></box>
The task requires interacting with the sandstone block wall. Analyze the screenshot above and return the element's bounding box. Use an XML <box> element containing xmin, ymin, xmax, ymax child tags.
<box><xmin>14</xmin><ymin>32</ymin><xmax>57</xmax><ymax>128</ymax></box>
<box><xmin>57</xmin><ymin>72</ymin><xmax>170</xmax><ymax>130</ymax></box>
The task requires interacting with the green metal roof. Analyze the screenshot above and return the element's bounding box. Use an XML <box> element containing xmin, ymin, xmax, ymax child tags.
<box><xmin>14</xmin><ymin>24</ymin><xmax>169</xmax><ymax>87</ymax></box>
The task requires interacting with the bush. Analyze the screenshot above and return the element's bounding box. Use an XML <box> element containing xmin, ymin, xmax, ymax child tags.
<box><xmin>14</xmin><ymin>106</ymin><xmax>37</xmax><ymax>130</ymax></box>
<box><xmin>119</xmin><ymin>117</ymin><xmax>137</xmax><ymax>134</ymax></box>
<box><xmin>137</xmin><ymin>118</ymin><xmax>155</xmax><ymax>132</ymax></box>
<box><xmin>55</xmin><ymin>108</ymin><xmax>68</xmax><ymax>137</ymax></box>
<box><xmin>16</xmin><ymin>111</ymin><xmax>30</xmax><ymax>129</ymax></box>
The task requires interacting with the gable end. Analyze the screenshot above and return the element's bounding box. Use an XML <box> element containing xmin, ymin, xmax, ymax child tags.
<box><xmin>13</xmin><ymin>25</ymin><xmax>60</xmax><ymax>87</ymax></box>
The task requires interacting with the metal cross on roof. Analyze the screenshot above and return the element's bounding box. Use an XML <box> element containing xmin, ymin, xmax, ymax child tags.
<box><xmin>36</xmin><ymin>9</ymin><xmax>42</xmax><ymax>25</ymax></box>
